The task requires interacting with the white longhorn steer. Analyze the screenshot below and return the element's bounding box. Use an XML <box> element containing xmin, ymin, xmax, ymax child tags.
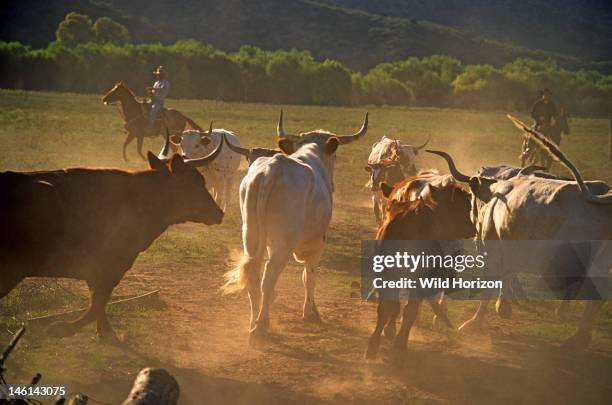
<box><xmin>429</xmin><ymin>115</ymin><xmax>612</xmax><ymax>349</ymax></box>
<box><xmin>222</xmin><ymin>111</ymin><xmax>368</xmax><ymax>344</ymax></box>
<box><xmin>170</xmin><ymin>123</ymin><xmax>241</xmax><ymax>210</ymax></box>
<box><xmin>366</xmin><ymin>135</ymin><xmax>430</xmax><ymax>223</ymax></box>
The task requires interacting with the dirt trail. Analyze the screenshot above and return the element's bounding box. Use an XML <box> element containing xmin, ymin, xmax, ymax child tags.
<box><xmin>112</xmin><ymin>255</ymin><xmax>612</xmax><ymax>405</ymax></box>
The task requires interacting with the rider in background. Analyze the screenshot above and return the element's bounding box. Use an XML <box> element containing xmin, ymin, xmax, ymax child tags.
<box><xmin>146</xmin><ymin>66</ymin><xmax>170</xmax><ymax>132</ymax></box>
<box><xmin>531</xmin><ymin>88</ymin><xmax>558</xmax><ymax>133</ymax></box>
<box><xmin>520</xmin><ymin>88</ymin><xmax>558</xmax><ymax>165</ymax></box>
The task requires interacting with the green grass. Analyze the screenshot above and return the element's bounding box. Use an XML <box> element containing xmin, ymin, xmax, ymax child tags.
<box><xmin>0</xmin><ymin>89</ymin><xmax>611</xmax><ymax>402</ymax></box>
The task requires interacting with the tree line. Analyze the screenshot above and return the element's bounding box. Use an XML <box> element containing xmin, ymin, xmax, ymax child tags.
<box><xmin>0</xmin><ymin>14</ymin><xmax>611</xmax><ymax>116</ymax></box>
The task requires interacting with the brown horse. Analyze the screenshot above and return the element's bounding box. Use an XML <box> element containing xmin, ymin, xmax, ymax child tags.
<box><xmin>102</xmin><ymin>81</ymin><xmax>202</xmax><ymax>161</ymax></box>
<box><xmin>520</xmin><ymin>108</ymin><xmax>571</xmax><ymax>169</ymax></box>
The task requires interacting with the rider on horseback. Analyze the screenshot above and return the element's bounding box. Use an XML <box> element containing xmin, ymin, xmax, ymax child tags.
<box><xmin>531</xmin><ymin>88</ymin><xmax>558</xmax><ymax>133</ymax></box>
<box><xmin>520</xmin><ymin>88</ymin><xmax>560</xmax><ymax>167</ymax></box>
<box><xmin>146</xmin><ymin>66</ymin><xmax>170</xmax><ymax>132</ymax></box>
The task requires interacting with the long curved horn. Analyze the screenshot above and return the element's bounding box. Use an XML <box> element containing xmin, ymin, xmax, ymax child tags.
<box><xmin>276</xmin><ymin>110</ymin><xmax>299</xmax><ymax>140</ymax></box>
<box><xmin>518</xmin><ymin>165</ymin><xmax>546</xmax><ymax>176</ymax></box>
<box><xmin>185</xmin><ymin>133</ymin><xmax>225</xmax><ymax>167</ymax></box>
<box><xmin>157</xmin><ymin>127</ymin><xmax>171</xmax><ymax>161</ymax></box>
<box><xmin>206</xmin><ymin>121</ymin><xmax>213</xmax><ymax>136</ymax></box>
<box><xmin>507</xmin><ymin>114</ymin><xmax>612</xmax><ymax>204</ymax></box>
<box><xmin>413</xmin><ymin>135</ymin><xmax>431</xmax><ymax>151</ymax></box>
<box><xmin>338</xmin><ymin>112</ymin><xmax>368</xmax><ymax>144</ymax></box>
<box><xmin>426</xmin><ymin>150</ymin><xmax>471</xmax><ymax>182</ymax></box>
<box><xmin>224</xmin><ymin>136</ymin><xmax>251</xmax><ymax>157</ymax></box>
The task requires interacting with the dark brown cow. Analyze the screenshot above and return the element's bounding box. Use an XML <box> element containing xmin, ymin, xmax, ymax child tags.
<box><xmin>366</xmin><ymin>176</ymin><xmax>474</xmax><ymax>359</ymax></box>
<box><xmin>0</xmin><ymin>140</ymin><xmax>225</xmax><ymax>341</ymax></box>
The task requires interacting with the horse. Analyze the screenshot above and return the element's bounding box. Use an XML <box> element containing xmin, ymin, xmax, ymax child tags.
<box><xmin>102</xmin><ymin>81</ymin><xmax>202</xmax><ymax>161</ymax></box>
<box><xmin>520</xmin><ymin>108</ymin><xmax>570</xmax><ymax>169</ymax></box>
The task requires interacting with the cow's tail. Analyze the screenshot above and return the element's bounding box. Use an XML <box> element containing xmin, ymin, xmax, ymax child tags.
<box><xmin>222</xmin><ymin>166</ymin><xmax>275</xmax><ymax>294</ymax></box>
<box><xmin>507</xmin><ymin>115</ymin><xmax>612</xmax><ymax>204</ymax></box>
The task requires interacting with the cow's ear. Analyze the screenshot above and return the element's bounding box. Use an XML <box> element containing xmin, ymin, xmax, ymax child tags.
<box><xmin>200</xmin><ymin>135</ymin><xmax>211</xmax><ymax>146</ymax></box>
<box><xmin>278</xmin><ymin>138</ymin><xmax>295</xmax><ymax>154</ymax></box>
<box><xmin>169</xmin><ymin>134</ymin><xmax>182</xmax><ymax>145</ymax></box>
<box><xmin>380</xmin><ymin>182</ymin><xmax>393</xmax><ymax>198</ymax></box>
<box><xmin>325</xmin><ymin>136</ymin><xmax>339</xmax><ymax>154</ymax></box>
<box><xmin>469</xmin><ymin>177</ymin><xmax>496</xmax><ymax>202</ymax></box>
<box><xmin>147</xmin><ymin>152</ymin><xmax>167</xmax><ymax>171</ymax></box>
<box><xmin>169</xmin><ymin>154</ymin><xmax>188</xmax><ymax>175</ymax></box>
<box><xmin>364</xmin><ymin>166</ymin><xmax>372</xmax><ymax>173</ymax></box>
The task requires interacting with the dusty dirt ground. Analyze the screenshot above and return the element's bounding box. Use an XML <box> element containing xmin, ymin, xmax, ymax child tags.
<box><xmin>68</xmin><ymin>250</ymin><xmax>610</xmax><ymax>405</ymax></box>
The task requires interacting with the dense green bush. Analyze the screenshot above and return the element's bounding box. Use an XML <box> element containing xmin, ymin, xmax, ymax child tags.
<box><xmin>0</xmin><ymin>40</ymin><xmax>610</xmax><ymax>116</ymax></box>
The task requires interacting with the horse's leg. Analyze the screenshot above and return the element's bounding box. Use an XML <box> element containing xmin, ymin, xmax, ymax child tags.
<box><xmin>393</xmin><ymin>299</ymin><xmax>422</xmax><ymax>352</ymax></box>
<box><xmin>366</xmin><ymin>298</ymin><xmax>400</xmax><ymax>359</ymax></box>
<box><xmin>123</xmin><ymin>133</ymin><xmax>135</xmax><ymax>161</ymax></box>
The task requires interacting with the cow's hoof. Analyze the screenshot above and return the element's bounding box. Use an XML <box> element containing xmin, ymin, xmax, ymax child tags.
<box><xmin>496</xmin><ymin>300</ymin><xmax>513</xmax><ymax>319</ymax></box>
<box><xmin>47</xmin><ymin>321</ymin><xmax>78</xmax><ymax>338</ymax></box>
<box><xmin>249</xmin><ymin>323</ymin><xmax>269</xmax><ymax>348</ymax></box>
<box><xmin>562</xmin><ymin>332</ymin><xmax>591</xmax><ymax>351</ymax></box>
<box><xmin>457</xmin><ymin>318</ymin><xmax>487</xmax><ymax>334</ymax></box>
<box><xmin>302</xmin><ymin>307</ymin><xmax>322</xmax><ymax>323</ymax></box>
<box><xmin>383</xmin><ymin>322</ymin><xmax>396</xmax><ymax>339</ymax></box>
<box><xmin>96</xmin><ymin>330</ymin><xmax>123</xmax><ymax>345</ymax></box>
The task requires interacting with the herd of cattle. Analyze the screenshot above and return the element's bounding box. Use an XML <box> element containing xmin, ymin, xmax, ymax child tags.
<box><xmin>1</xmin><ymin>109</ymin><xmax>611</xmax><ymax>357</ymax></box>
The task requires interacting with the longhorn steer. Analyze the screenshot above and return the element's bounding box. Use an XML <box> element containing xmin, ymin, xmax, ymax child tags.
<box><xmin>366</xmin><ymin>174</ymin><xmax>474</xmax><ymax>358</ymax></box>
<box><xmin>428</xmin><ymin>116</ymin><xmax>612</xmax><ymax>349</ymax></box>
<box><xmin>366</xmin><ymin>135</ymin><xmax>430</xmax><ymax>223</ymax></box>
<box><xmin>222</xmin><ymin>111</ymin><xmax>368</xmax><ymax>345</ymax></box>
<box><xmin>170</xmin><ymin>123</ymin><xmax>241</xmax><ymax>210</ymax></box>
<box><xmin>0</xmin><ymin>134</ymin><xmax>225</xmax><ymax>341</ymax></box>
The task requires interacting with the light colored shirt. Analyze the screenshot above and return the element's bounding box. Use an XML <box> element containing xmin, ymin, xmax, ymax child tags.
<box><xmin>151</xmin><ymin>79</ymin><xmax>169</xmax><ymax>102</ymax></box>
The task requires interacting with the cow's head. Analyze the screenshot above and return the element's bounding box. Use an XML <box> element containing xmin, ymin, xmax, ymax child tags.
<box><xmin>170</xmin><ymin>122</ymin><xmax>214</xmax><ymax>159</ymax></box>
<box><xmin>365</xmin><ymin>135</ymin><xmax>430</xmax><ymax>193</ymax></box>
<box><xmin>377</xmin><ymin>175</ymin><xmax>474</xmax><ymax>240</ymax></box>
<box><xmin>425</xmin><ymin>150</ymin><xmax>498</xmax><ymax>233</ymax></box>
<box><xmin>223</xmin><ymin>137</ymin><xmax>281</xmax><ymax>166</ymax></box>
<box><xmin>149</xmin><ymin>129</ymin><xmax>226</xmax><ymax>224</ymax></box>
<box><xmin>275</xmin><ymin>110</ymin><xmax>368</xmax><ymax>190</ymax></box>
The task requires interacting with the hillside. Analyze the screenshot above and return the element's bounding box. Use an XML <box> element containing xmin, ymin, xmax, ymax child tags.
<box><xmin>329</xmin><ymin>0</ymin><xmax>612</xmax><ymax>62</ymax></box>
<box><xmin>1</xmin><ymin>0</ymin><xmax>611</xmax><ymax>72</ymax></box>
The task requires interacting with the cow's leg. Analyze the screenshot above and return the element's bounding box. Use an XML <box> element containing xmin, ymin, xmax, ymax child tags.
<box><xmin>302</xmin><ymin>244</ymin><xmax>325</xmax><ymax>322</ymax></box>
<box><xmin>222</xmin><ymin>174</ymin><xmax>233</xmax><ymax>211</ymax></box>
<box><xmin>563</xmin><ymin>300</ymin><xmax>603</xmax><ymax>350</ymax></box>
<box><xmin>495</xmin><ymin>289</ymin><xmax>513</xmax><ymax>319</ymax></box>
<box><xmin>250</xmin><ymin>250</ymin><xmax>291</xmax><ymax>341</ymax></box>
<box><xmin>243</xmin><ymin>255</ymin><xmax>265</xmax><ymax>331</ymax></box>
<box><xmin>123</xmin><ymin>134</ymin><xmax>135</xmax><ymax>161</ymax></box>
<box><xmin>393</xmin><ymin>299</ymin><xmax>422</xmax><ymax>352</ymax></box>
<box><xmin>93</xmin><ymin>284</ymin><xmax>120</xmax><ymax>343</ymax></box>
<box><xmin>429</xmin><ymin>294</ymin><xmax>454</xmax><ymax>330</ymax></box>
<box><xmin>48</xmin><ymin>282</ymin><xmax>113</xmax><ymax>338</ymax></box>
<box><xmin>136</xmin><ymin>136</ymin><xmax>146</xmax><ymax>161</ymax></box>
<box><xmin>458</xmin><ymin>299</ymin><xmax>490</xmax><ymax>334</ymax></box>
<box><xmin>365</xmin><ymin>299</ymin><xmax>400</xmax><ymax>359</ymax></box>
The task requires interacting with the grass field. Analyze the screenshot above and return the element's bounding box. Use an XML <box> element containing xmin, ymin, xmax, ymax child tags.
<box><xmin>0</xmin><ymin>89</ymin><xmax>611</xmax><ymax>404</ymax></box>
